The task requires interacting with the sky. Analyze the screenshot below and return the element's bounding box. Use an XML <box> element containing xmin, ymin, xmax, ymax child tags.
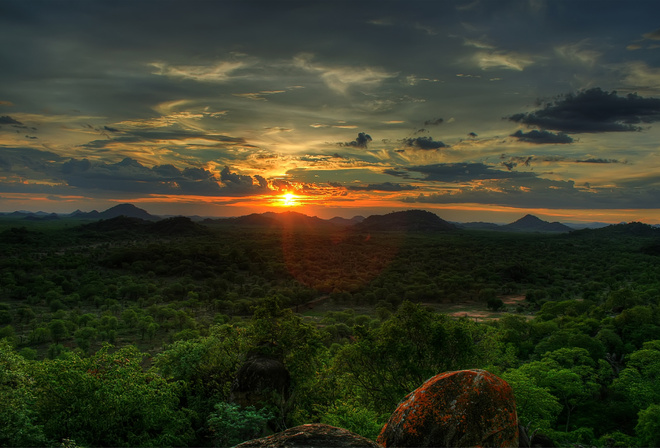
<box><xmin>1</xmin><ymin>0</ymin><xmax>660</xmax><ymax>223</ymax></box>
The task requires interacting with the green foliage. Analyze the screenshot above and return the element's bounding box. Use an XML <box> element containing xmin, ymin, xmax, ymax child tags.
<box><xmin>487</xmin><ymin>296</ymin><xmax>505</xmax><ymax>311</ymax></box>
<box><xmin>33</xmin><ymin>344</ymin><xmax>194</xmax><ymax>447</ymax></box>
<box><xmin>334</xmin><ymin>301</ymin><xmax>498</xmax><ymax>414</ymax></box>
<box><xmin>612</xmin><ymin>340</ymin><xmax>660</xmax><ymax>410</ymax></box>
<box><xmin>0</xmin><ymin>340</ymin><xmax>46</xmax><ymax>447</ymax></box>
<box><xmin>635</xmin><ymin>403</ymin><xmax>660</xmax><ymax>447</ymax></box>
<box><xmin>502</xmin><ymin>369</ymin><xmax>561</xmax><ymax>434</ymax></box>
<box><xmin>320</xmin><ymin>400</ymin><xmax>386</xmax><ymax>441</ymax></box>
<box><xmin>518</xmin><ymin>347</ymin><xmax>600</xmax><ymax>432</ymax></box>
<box><xmin>207</xmin><ymin>402</ymin><xmax>272</xmax><ymax>447</ymax></box>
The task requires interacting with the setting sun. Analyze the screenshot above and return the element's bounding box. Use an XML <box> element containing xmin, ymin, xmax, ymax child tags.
<box><xmin>281</xmin><ymin>192</ymin><xmax>300</xmax><ymax>207</ymax></box>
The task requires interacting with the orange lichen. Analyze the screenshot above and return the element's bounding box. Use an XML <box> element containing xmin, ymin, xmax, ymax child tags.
<box><xmin>378</xmin><ymin>369</ymin><xmax>518</xmax><ymax>447</ymax></box>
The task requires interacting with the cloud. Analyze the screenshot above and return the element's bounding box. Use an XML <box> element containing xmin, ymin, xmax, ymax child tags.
<box><xmin>555</xmin><ymin>40</ymin><xmax>601</xmax><ymax>67</ymax></box>
<box><xmin>474</xmin><ymin>51</ymin><xmax>533</xmax><ymax>71</ymax></box>
<box><xmin>575</xmin><ymin>158</ymin><xmax>623</xmax><ymax>164</ymax></box>
<box><xmin>507</xmin><ymin>88</ymin><xmax>660</xmax><ymax>133</ymax></box>
<box><xmin>219</xmin><ymin>166</ymin><xmax>270</xmax><ymax>194</ymax></box>
<box><xmin>643</xmin><ymin>28</ymin><xmax>660</xmax><ymax>40</ymax></box>
<box><xmin>424</xmin><ymin>118</ymin><xmax>444</xmax><ymax>126</ymax></box>
<box><xmin>401</xmin><ymin>175</ymin><xmax>660</xmax><ymax>210</ymax></box>
<box><xmin>293</xmin><ymin>53</ymin><xmax>395</xmax><ymax>94</ymax></box>
<box><xmin>399</xmin><ymin>177</ymin><xmax>589</xmax><ymax>208</ymax></box>
<box><xmin>150</xmin><ymin>60</ymin><xmax>247</xmax><ymax>83</ymax></box>
<box><xmin>0</xmin><ymin>152</ymin><xmax>272</xmax><ymax>198</ymax></box>
<box><xmin>233</xmin><ymin>90</ymin><xmax>286</xmax><ymax>101</ymax></box>
<box><xmin>341</xmin><ymin>132</ymin><xmax>373</xmax><ymax>149</ymax></box>
<box><xmin>621</xmin><ymin>61</ymin><xmax>660</xmax><ymax>92</ymax></box>
<box><xmin>402</xmin><ymin>136</ymin><xmax>448</xmax><ymax>150</ymax></box>
<box><xmin>346</xmin><ymin>182</ymin><xmax>419</xmax><ymax>192</ymax></box>
<box><xmin>80</xmin><ymin>129</ymin><xmax>246</xmax><ymax>150</ymax></box>
<box><xmin>389</xmin><ymin>162</ymin><xmax>535</xmax><ymax>183</ymax></box>
<box><xmin>0</xmin><ymin>115</ymin><xmax>22</xmax><ymax>125</ymax></box>
<box><xmin>511</xmin><ymin>129</ymin><xmax>574</xmax><ymax>144</ymax></box>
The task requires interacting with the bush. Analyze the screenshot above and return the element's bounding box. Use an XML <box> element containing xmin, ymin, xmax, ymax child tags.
<box><xmin>207</xmin><ymin>402</ymin><xmax>273</xmax><ymax>446</ymax></box>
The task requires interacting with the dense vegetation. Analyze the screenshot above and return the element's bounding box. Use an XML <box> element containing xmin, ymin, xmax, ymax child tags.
<box><xmin>2</xmin><ymin>215</ymin><xmax>660</xmax><ymax>447</ymax></box>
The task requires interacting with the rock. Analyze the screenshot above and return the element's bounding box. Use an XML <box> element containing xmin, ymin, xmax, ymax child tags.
<box><xmin>378</xmin><ymin>369</ymin><xmax>518</xmax><ymax>447</ymax></box>
<box><xmin>232</xmin><ymin>423</ymin><xmax>381</xmax><ymax>447</ymax></box>
<box><xmin>230</xmin><ymin>353</ymin><xmax>291</xmax><ymax>409</ymax></box>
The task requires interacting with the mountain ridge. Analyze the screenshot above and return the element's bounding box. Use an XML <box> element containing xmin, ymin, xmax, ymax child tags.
<box><xmin>2</xmin><ymin>204</ymin><xmax>658</xmax><ymax>232</ymax></box>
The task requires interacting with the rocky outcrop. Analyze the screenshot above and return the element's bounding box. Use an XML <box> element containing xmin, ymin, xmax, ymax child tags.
<box><xmin>232</xmin><ymin>423</ymin><xmax>381</xmax><ymax>447</ymax></box>
<box><xmin>378</xmin><ymin>369</ymin><xmax>518</xmax><ymax>447</ymax></box>
<box><xmin>230</xmin><ymin>353</ymin><xmax>291</xmax><ymax>409</ymax></box>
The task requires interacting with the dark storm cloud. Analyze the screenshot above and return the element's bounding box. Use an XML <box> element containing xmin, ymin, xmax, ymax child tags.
<box><xmin>50</xmin><ymin>156</ymin><xmax>266</xmax><ymax>196</ymax></box>
<box><xmin>0</xmin><ymin>147</ymin><xmax>64</xmax><ymax>173</ymax></box>
<box><xmin>500</xmin><ymin>156</ymin><xmax>533</xmax><ymax>171</ymax></box>
<box><xmin>575</xmin><ymin>158</ymin><xmax>623</xmax><ymax>164</ymax></box>
<box><xmin>507</xmin><ymin>88</ymin><xmax>660</xmax><ymax>133</ymax></box>
<box><xmin>346</xmin><ymin>182</ymin><xmax>420</xmax><ymax>192</ymax></box>
<box><xmin>341</xmin><ymin>132</ymin><xmax>373</xmax><ymax>149</ymax></box>
<box><xmin>391</xmin><ymin>163</ymin><xmax>536</xmax><ymax>183</ymax></box>
<box><xmin>220</xmin><ymin>166</ymin><xmax>270</xmax><ymax>194</ymax></box>
<box><xmin>423</xmin><ymin>118</ymin><xmax>443</xmax><ymax>126</ymax></box>
<box><xmin>403</xmin><ymin>136</ymin><xmax>448</xmax><ymax>150</ymax></box>
<box><xmin>511</xmin><ymin>129</ymin><xmax>573</xmax><ymax>144</ymax></box>
<box><xmin>0</xmin><ymin>116</ymin><xmax>22</xmax><ymax>125</ymax></box>
<box><xmin>401</xmin><ymin>176</ymin><xmax>660</xmax><ymax>210</ymax></box>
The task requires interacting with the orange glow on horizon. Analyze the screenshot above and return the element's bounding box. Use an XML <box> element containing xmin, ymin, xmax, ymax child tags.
<box><xmin>280</xmin><ymin>192</ymin><xmax>301</xmax><ymax>207</ymax></box>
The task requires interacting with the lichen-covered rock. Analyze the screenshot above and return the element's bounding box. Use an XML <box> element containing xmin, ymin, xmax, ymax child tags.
<box><xmin>378</xmin><ymin>369</ymin><xmax>518</xmax><ymax>447</ymax></box>
<box><xmin>232</xmin><ymin>423</ymin><xmax>381</xmax><ymax>447</ymax></box>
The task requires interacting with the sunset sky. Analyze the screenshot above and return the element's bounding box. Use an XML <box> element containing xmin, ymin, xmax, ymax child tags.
<box><xmin>2</xmin><ymin>0</ymin><xmax>660</xmax><ymax>223</ymax></box>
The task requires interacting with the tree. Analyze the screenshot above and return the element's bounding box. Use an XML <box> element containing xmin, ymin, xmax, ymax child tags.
<box><xmin>519</xmin><ymin>347</ymin><xmax>599</xmax><ymax>432</ymax></box>
<box><xmin>502</xmin><ymin>369</ymin><xmax>561</xmax><ymax>439</ymax></box>
<box><xmin>48</xmin><ymin>319</ymin><xmax>69</xmax><ymax>344</ymax></box>
<box><xmin>636</xmin><ymin>404</ymin><xmax>660</xmax><ymax>447</ymax></box>
<box><xmin>0</xmin><ymin>340</ymin><xmax>45</xmax><ymax>446</ymax></box>
<box><xmin>73</xmin><ymin>326</ymin><xmax>97</xmax><ymax>353</ymax></box>
<box><xmin>207</xmin><ymin>402</ymin><xmax>272</xmax><ymax>447</ymax></box>
<box><xmin>333</xmin><ymin>301</ymin><xmax>496</xmax><ymax>414</ymax></box>
<box><xmin>612</xmin><ymin>340</ymin><xmax>660</xmax><ymax>410</ymax></box>
<box><xmin>33</xmin><ymin>344</ymin><xmax>194</xmax><ymax>447</ymax></box>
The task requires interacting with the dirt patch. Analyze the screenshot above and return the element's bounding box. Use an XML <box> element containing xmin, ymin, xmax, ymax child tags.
<box><xmin>425</xmin><ymin>295</ymin><xmax>533</xmax><ymax>322</ymax></box>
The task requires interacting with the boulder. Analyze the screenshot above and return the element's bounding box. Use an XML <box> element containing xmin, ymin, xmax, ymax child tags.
<box><xmin>233</xmin><ymin>423</ymin><xmax>381</xmax><ymax>447</ymax></box>
<box><xmin>230</xmin><ymin>353</ymin><xmax>291</xmax><ymax>409</ymax></box>
<box><xmin>378</xmin><ymin>369</ymin><xmax>518</xmax><ymax>447</ymax></box>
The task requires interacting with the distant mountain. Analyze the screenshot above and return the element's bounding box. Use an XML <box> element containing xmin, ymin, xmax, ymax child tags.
<box><xmin>99</xmin><ymin>204</ymin><xmax>158</xmax><ymax>220</ymax></box>
<box><xmin>71</xmin><ymin>203</ymin><xmax>158</xmax><ymax>221</ymax></box>
<box><xmin>263</xmin><ymin>211</ymin><xmax>337</xmax><ymax>229</ymax></box>
<box><xmin>216</xmin><ymin>211</ymin><xmax>339</xmax><ymax>230</ymax></box>
<box><xmin>571</xmin><ymin>221</ymin><xmax>660</xmax><ymax>238</ymax></box>
<box><xmin>500</xmin><ymin>214</ymin><xmax>573</xmax><ymax>233</ymax></box>
<box><xmin>80</xmin><ymin>216</ymin><xmax>148</xmax><ymax>233</ymax></box>
<box><xmin>353</xmin><ymin>210</ymin><xmax>456</xmax><ymax>232</ymax></box>
<box><xmin>81</xmin><ymin>215</ymin><xmax>208</xmax><ymax>236</ymax></box>
<box><xmin>68</xmin><ymin>209</ymin><xmax>101</xmax><ymax>219</ymax></box>
<box><xmin>211</xmin><ymin>213</ymin><xmax>280</xmax><ymax>228</ymax></box>
<box><xmin>564</xmin><ymin>222</ymin><xmax>611</xmax><ymax>230</ymax></box>
<box><xmin>149</xmin><ymin>216</ymin><xmax>210</xmax><ymax>236</ymax></box>
<box><xmin>328</xmin><ymin>216</ymin><xmax>365</xmax><ymax>227</ymax></box>
<box><xmin>1</xmin><ymin>210</ymin><xmax>56</xmax><ymax>219</ymax></box>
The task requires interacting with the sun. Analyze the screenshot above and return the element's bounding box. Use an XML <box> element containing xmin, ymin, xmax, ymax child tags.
<box><xmin>281</xmin><ymin>192</ymin><xmax>300</xmax><ymax>207</ymax></box>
